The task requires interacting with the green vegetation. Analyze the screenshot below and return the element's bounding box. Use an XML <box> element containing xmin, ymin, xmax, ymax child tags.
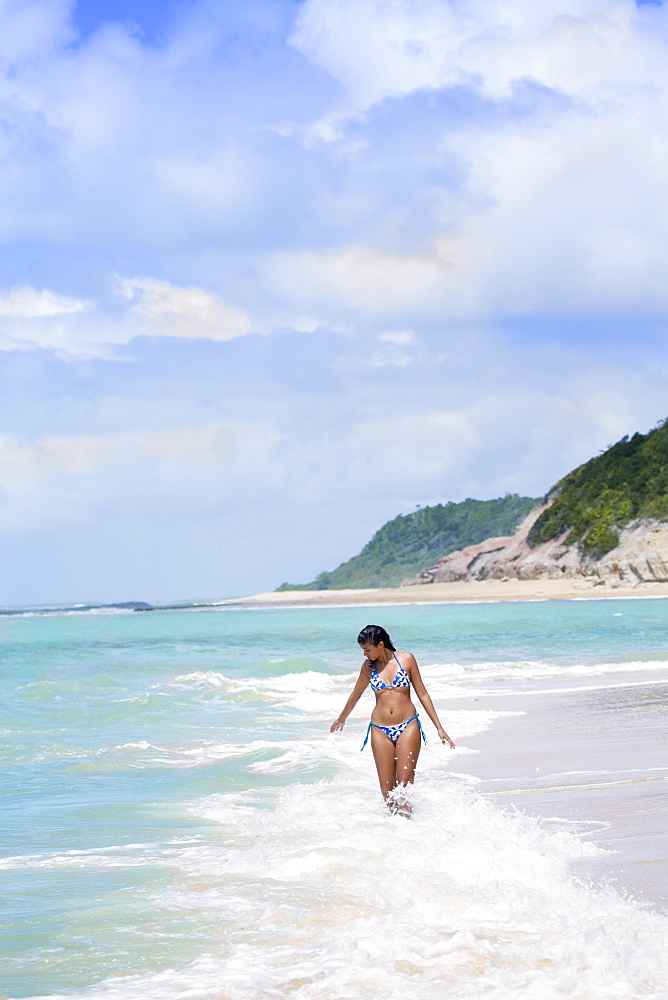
<box><xmin>277</xmin><ymin>495</ymin><xmax>538</xmax><ymax>590</ymax></box>
<box><xmin>529</xmin><ymin>419</ymin><xmax>668</xmax><ymax>557</ymax></box>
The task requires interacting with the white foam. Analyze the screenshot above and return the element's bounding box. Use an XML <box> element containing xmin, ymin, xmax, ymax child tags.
<box><xmin>164</xmin><ymin>662</ymin><xmax>668</xmax><ymax>721</ymax></box>
<box><xmin>164</xmin><ymin>669</ymin><xmax>354</xmax><ymax>715</ymax></box>
<box><xmin>425</xmin><ymin>657</ymin><xmax>668</xmax><ymax>686</ymax></box>
<box><xmin>18</xmin><ymin>771</ymin><xmax>668</xmax><ymax>1000</ymax></box>
<box><xmin>0</xmin><ymin>838</ymin><xmax>205</xmax><ymax>871</ymax></box>
<box><xmin>79</xmin><ymin>706</ymin><xmax>513</xmax><ymax>774</ymax></box>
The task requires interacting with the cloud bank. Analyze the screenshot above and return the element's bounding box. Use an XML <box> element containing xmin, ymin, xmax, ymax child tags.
<box><xmin>2</xmin><ymin>0</ymin><xmax>668</xmax><ymax>334</ymax></box>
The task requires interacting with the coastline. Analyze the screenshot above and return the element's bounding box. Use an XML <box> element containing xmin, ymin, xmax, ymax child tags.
<box><xmin>223</xmin><ymin>578</ymin><xmax>668</xmax><ymax>607</ymax></box>
<box><xmin>450</xmin><ymin>672</ymin><xmax>668</xmax><ymax>911</ymax></box>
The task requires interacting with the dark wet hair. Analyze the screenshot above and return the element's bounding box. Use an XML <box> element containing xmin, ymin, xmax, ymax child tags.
<box><xmin>357</xmin><ymin>625</ymin><xmax>396</xmax><ymax>652</ymax></box>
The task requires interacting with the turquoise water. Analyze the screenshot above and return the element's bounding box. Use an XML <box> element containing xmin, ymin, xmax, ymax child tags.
<box><xmin>1</xmin><ymin>599</ymin><xmax>667</xmax><ymax>999</ymax></box>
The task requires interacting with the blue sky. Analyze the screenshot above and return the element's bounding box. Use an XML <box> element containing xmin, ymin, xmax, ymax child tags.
<box><xmin>2</xmin><ymin>0</ymin><xmax>668</xmax><ymax>604</ymax></box>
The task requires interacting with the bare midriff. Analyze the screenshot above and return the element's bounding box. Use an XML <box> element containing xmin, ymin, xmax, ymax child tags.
<box><xmin>371</xmin><ymin>685</ymin><xmax>416</xmax><ymax>727</ymax></box>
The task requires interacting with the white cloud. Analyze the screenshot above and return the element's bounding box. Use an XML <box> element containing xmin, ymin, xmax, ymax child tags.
<box><xmin>0</xmin><ymin>0</ymin><xmax>74</xmax><ymax>64</ymax></box>
<box><xmin>445</xmin><ymin>92</ymin><xmax>668</xmax><ymax>314</ymax></box>
<box><xmin>0</xmin><ymin>419</ymin><xmax>281</xmax><ymax>532</ymax></box>
<box><xmin>377</xmin><ymin>329</ymin><xmax>415</xmax><ymax>347</ymax></box>
<box><xmin>0</xmin><ymin>286</ymin><xmax>87</xmax><ymax>318</ymax></box>
<box><xmin>263</xmin><ymin>242</ymin><xmax>470</xmax><ymax>320</ymax></box>
<box><xmin>368</xmin><ymin>328</ymin><xmax>416</xmax><ymax>366</ymax></box>
<box><xmin>282</xmin><ymin>0</ymin><xmax>668</xmax><ymax>320</ymax></box>
<box><xmin>291</xmin><ymin>0</ymin><xmax>461</xmax><ymax>109</ymax></box>
<box><xmin>292</xmin><ymin>0</ymin><xmax>665</xmax><ymax>108</ymax></box>
<box><xmin>0</xmin><ymin>278</ymin><xmax>254</xmax><ymax>356</ymax></box>
<box><xmin>350</xmin><ymin>410</ymin><xmax>477</xmax><ymax>480</ymax></box>
<box><xmin>0</xmin><ymin>286</ymin><xmax>93</xmax><ymax>355</ymax></box>
<box><xmin>1</xmin><ymin>0</ymin><xmax>667</xmax><ymax>331</ymax></box>
<box><xmin>117</xmin><ymin>276</ymin><xmax>253</xmax><ymax>342</ymax></box>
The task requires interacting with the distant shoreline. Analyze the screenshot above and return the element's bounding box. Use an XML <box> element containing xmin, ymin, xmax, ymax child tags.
<box><xmin>222</xmin><ymin>578</ymin><xmax>668</xmax><ymax>607</ymax></box>
<box><xmin>19</xmin><ymin>579</ymin><xmax>667</xmax><ymax>617</ymax></box>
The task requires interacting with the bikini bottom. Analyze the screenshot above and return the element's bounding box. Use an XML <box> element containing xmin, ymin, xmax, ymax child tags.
<box><xmin>360</xmin><ymin>713</ymin><xmax>426</xmax><ymax>751</ymax></box>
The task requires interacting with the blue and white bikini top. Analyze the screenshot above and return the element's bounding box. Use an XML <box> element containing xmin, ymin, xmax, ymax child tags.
<box><xmin>369</xmin><ymin>651</ymin><xmax>410</xmax><ymax>691</ymax></box>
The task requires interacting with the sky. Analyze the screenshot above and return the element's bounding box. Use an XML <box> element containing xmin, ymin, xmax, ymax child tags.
<box><xmin>2</xmin><ymin>0</ymin><xmax>668</xmax><ymax>605</ymax></box>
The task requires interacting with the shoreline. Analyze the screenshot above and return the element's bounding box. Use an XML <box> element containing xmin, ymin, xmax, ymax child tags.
<box><xmin>449</xmin><ymin>673</ymin><xmax>668</xmax><ymax>912</ymax></box>
<box><xmin>222</xmin><ymin>578</ymin><xmax>668</xmax><ymax>607</ymax></box>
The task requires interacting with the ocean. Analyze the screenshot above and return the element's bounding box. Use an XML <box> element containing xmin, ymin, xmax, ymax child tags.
<box><xmin>1</xmin><ymin>597</ymin><xmax>667</xmax><ymax>1000</ymax></box>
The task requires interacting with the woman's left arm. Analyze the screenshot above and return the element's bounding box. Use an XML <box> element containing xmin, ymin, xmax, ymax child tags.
<box><xmin>406</xmin><ymin>654</ymin><xmax>455</xmax><ymax>748</ymax></box>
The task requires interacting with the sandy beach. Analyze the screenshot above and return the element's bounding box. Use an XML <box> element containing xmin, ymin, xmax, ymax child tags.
<box><xmin>226</xmin><ymin>578</ymin><xmax>668</xmax><ymax>606</ymax></box>
<box><xmin>450</xmin><ymin>674</ymin><xmax>668</xmax><ymax>912</ymax></box>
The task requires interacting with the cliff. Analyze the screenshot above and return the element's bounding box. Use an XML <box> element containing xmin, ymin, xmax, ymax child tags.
<box><xmin>409</xmin><ymin>506</ymin><xmax>668</xmax><ymax>587</ymax></box>
<box><xmin>410</xmin><ymin>419</ymin><xmax>668</xmax><ymax>588</ymax></box>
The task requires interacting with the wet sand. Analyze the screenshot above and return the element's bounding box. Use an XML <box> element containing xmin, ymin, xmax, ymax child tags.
<box><xmin>449</xmin><ymin>673</ymin><xmax>668</xmax><ymax>911</ymax></box>
<box><xmin>226</xmin><ymin>579</ymin><xmax>668</xmax><ymax>606</ymax></box>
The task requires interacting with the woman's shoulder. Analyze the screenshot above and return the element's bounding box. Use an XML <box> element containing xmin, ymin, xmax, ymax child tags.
<box><xmin>395</xmin><ymin>650</ymin><xmax>417</xmax><ymax>667</ymax></box>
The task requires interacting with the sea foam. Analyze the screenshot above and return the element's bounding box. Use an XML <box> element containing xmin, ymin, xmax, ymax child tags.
<box><xmin>18</xmin><ymin>769</ymin><xmax>667</xmax><ymax>1000</ymax></box>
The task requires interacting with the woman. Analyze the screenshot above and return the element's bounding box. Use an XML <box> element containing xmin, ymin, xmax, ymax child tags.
<box><xmin>330</xmin><ymin>625</ymin><xmax>455</xmax><ymax>816</ymax></box>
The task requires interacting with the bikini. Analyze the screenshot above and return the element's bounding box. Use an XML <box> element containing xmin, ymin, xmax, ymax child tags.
<box><xmin>360</xmin><ymin>652</ymin><xmax>427</xmax><ymax>750</ymax></box>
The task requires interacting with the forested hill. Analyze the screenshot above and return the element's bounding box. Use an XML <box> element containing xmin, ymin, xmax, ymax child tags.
<box><xmin>529</xmin><ymin>418</ymin><xmax>668</xmax><ymax>556</ymax></box>
<box><xmin>278</xmin><ymin>495</ymin><xmax>538</xmax><ymax>590</ymax></box>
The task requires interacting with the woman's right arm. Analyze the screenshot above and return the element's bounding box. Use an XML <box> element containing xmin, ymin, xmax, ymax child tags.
<box><xmin>330</xmin><ymin>664</ymin><xmax>371</xmax><ymax>732</ymax></box>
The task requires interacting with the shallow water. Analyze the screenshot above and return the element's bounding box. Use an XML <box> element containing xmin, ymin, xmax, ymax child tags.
<box><xmin>1</xmin><ymin>599</ymin><xmax>667</xmax><ymax>999</ymax></box>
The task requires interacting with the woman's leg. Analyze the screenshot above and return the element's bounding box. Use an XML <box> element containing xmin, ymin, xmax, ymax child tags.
<box><xmin>392</xmin><ymin>720</ymin><xmax>422</xmax><ymax>816</ymax></box>
<box><xmin>370</xmin><ymin>726</ymin><xmax>398</xmax><ymax>802</ymax></box>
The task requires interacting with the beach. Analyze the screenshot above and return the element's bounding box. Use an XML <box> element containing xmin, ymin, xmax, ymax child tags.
<box><xmin>230</xmin><ymin>578</ymin><xmax>668</xmax><ymax>606</ymax></box>
<box><xmin>1</xmin><ymin>597</ymin><xmax>667</xmax><ymax>999</ymax></box>
<box><xmin>450</xmin><ymin>674</ymin><xmax>668</xmax><ymax>910</ymax></box>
